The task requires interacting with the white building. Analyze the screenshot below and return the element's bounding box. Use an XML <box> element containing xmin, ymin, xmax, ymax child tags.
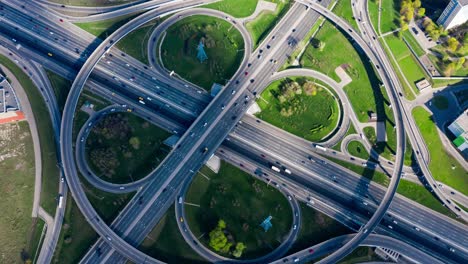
<box><xmin>437</xmin><ymin>0</ymin><xmax>468</xmax><ymax>30</ymax></box>
<box><xmin>448</xmin><ymin>110</ymin><xmax>468</xmax><ymax>155</ymax></box>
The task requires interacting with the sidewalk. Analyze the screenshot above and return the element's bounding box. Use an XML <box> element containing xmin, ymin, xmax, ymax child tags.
<box><xmin>0</xmin><ymin>65</ymin><xmax>42</xmax><ymax>218</ymax></box>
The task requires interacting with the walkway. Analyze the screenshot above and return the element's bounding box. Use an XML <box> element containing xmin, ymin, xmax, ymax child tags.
<box><xmin>0</xmin><ymin>65</ymin><xmax>42</xmax><ymax>218</ymax></box>
<box><xmin>240</xmin><ymin>0</ymin><xmax>277</xmax><ymax>23</ymax></box>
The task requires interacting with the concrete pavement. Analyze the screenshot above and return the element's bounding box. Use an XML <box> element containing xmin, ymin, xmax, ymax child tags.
<box><xmin>0</xmin><ymin>64</ymin><xmax>42</xmax><ymax>218</ymax></box>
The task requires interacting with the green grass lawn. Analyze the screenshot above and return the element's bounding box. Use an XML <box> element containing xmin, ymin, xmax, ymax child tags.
<box><xmin>256</xmin><ymin>77</ymin><xmax>339</xmax><ymax>142</ymax></box>
<box><xmin>72</xmin><ymin>91</ymin><xmax>112</xmax><ymax>142</ymax></box>
<box><xmin>50</xmin><ymin>0</ymin><xmax>138</xmax><ymax>6</ymax></box>
<box><xmin>45</xmin><ymin>70</ymin><xmax>72</xmax><ymax>112</ymax></box>
<box><xmin>53</xmin><ymin>174</ymin><xmax>133</xmax><ymax>262</ymax></box>
<box><xmin>185</xmin><ymin>163</ymin><xmax>293</xmax><ymax>259</ymax></box>
<box><xmin>0</xmin><ymin>122</ymin><xmax>38</xmax><ymax>263</ymax></box>
<box><xmin>85</xmin><ymin>112</ymin><xmax>171</xmax><ymax>184</ymax></box>
<box><xmin>362</xmin><ymin>109</ymin><xmax>413</xmax><ymax>167</ymax></box>
<box><xmin>339</xmin><ymin>247</ymin><xmax>381</xmax><ymax>263</ymax></box>
<box><xmin>75</xmin><ymin>13</ymin><xmax>139</xmax><ymax>39</ymax></box>
<box><xmin>52</xmin><ymin>197</ymin><xmax>98</xmax><ymax>264</ymax></box>
<box><xmin>300</xmin><ymin>22</ymin><xmax>385</xmax><ymax>123</ymax></box>
<box><xmin>432</xmin><ymin>78</ymin><xmax>468</xmax><ymax>88</ymax></box>
<box><xmin>347</xmin><ymin>140</ymin><xmax>370</xmax><ymax>160</ymax></box>
<box><xmin>383</xmin><ymin>34</ymin><xmax>426</xmax><ymax>96</ymax></box>
<box><xmin>139</xmin><ymin>205</ymin><xmax>208</xmax><ymax>264</ymax></box>
<box><xmin>412</xmin><ymin>107</ymin><xmax>468</xmax><ymax>195</ymax></box>
<box><xmin>80</xmin><ymin>174</ymin><xmax>135</xmax><ymax>224</ymax></box>
<box><xmin>204</xmin><ymin>0</ymin><xmax>259</xmax><ymax>18</ymax></box>
<box><xmin>432</xmin><ymin>95</ymin><xmax>449</xmax><ymax>110</ymax></box>
<box><xmin>283</xmin><ymin>17</ymin><xmax>324</xmax><ymax>69</ymax></box>
<box><xmin>396</xmin><ymin>180</ymin><xmax>457</xmax><ymax>217</ymax></box>
<box><xmin>368</xmin><ymin>0</ymin><xmax>400</xmax><ymax>34</ymax></box>
<box><xmin>402</xmin><ymin>30</ymin><xmax>426</xmax><ymax>57</ymax></box>
<box><xmin>367</xmin><ymin>0</ymin><xmax>380</xmax><ymax>33</ymax></box>
<box><xmin>161</xmin><ymin>15</ymin><xmax>244</xmax><ymax>90</ymax></box>
<box><xmin>287</xmin><ymin>203</ymin><xmax>351</xmax><ymax>254</ymax></box>
<box><xmin>333</xmin><ymin>0</ymin><xmax>359</xmax><ymax>31</ymax></box>
<box><xmin>246</xmin><ymin>0</ymin><xmax>291</xmax><ymax>48</ymax></box>
<box><xmin>0</xmin><ymin>55</ymin><xmax>60</xmax><ymax>216</ymax></box>
<box><xmin>116</xmin><ymin>20</ymin><xmax>162</xmax><ymax>64</ymax></box>
<box><xmin>331</xmin><ymin>124</ymin><xmax>357</xmax><ymax>151</ymax></box>
<box><xmin>81</xmin><ymin>90</ymin><xmax>112</xmax><ymax>111</ymax></box>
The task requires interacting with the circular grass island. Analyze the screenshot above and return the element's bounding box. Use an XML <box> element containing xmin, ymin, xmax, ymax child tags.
<box><xmin>85</xmin><ymin>112</ymin><xmax>171</xmax><ymax>184</ymax></box>
<box><xmin>255</xmin><ymin>77</ymin><xmax>340</xmax><ymax>142</ymax></box>
<box><xmin>160</xmin><ymin>15</ymin><xmax>245</xmax><ymax>90</ymax></box>
<box><xmin>184</xmin><ymin>163</ymin><xmax>293</xmax><ymax>259</ymax></box>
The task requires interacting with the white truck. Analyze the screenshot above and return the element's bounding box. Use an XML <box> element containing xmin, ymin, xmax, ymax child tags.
<box><xmin>58</xmin><ymin>195</ymin><xmax>63</xmax><ymax>208</ymax></box>
<box><xmin>315</xmin><ymin>144</ymin><xmax>327</xmax><ymax>151</ymax></box>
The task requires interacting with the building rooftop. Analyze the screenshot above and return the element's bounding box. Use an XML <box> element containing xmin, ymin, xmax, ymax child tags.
<box><xmin>459</xmin><ymin>0</ymin><xmax>468</xmax><ymax>6</ymax></box>
<box><xmin>415</xmin><ymin>79</ymin><xmax>431</xmax><ymax>90</ymax></box>
<box><xmin>454</xmin><ymin>110</ymin><xmax>468</xmax><ymax>131</ymax></box>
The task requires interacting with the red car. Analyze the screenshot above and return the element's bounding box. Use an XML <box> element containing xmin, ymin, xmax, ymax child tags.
<box><xmin>244</xmin><ymin>71</ymin><xmax>248</xmax><ymax>75</ymax></box>
<box><xmin>309</xmin><ymin>249</ymin><xmax>314</xmax><ymax>254</ymax></box>
<box><xmin>59</xmin><ymin>19</ymin><xmax>64</xmax><ymax>22</ymax></box>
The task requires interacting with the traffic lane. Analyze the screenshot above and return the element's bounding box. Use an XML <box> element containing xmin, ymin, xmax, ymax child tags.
<box><xmin>81</xmin><ymin>56</ymin><xmax>468</xmax><ymax>260</ymax></box>
<box><xmin>85</xmin><ymin>61</ymin><xmax>468</xmax><ymax>252</ymax></box>
<box><xmin>218</xmin><ymin>147</ymin><xmax>455</xmax><ymax>263</ymax></box>
<box><xmin>233</xmin><ymin>122</ymin><xmax>468</xmax><ymax>247</ymax></box>
<box><xmin>59</xmin><ymin>3</ymin><xmax>213</xmax><ymax>264</ymax></box>
<box><xmin>223</xmin><ymin>143</ymin><xmax>465</xmax><ymax>263</ymax></box>
<box><xmin>270</xmin><ymin>233</ymin><xmax>445</xmax><ymax>264</ymax></box>
<box><xmin>297</xmin><ymin>2</ymin><xmax>407</xmax><ymax>262</ymax></box>
<box><xmin>224</xmin><ymin>134</ymin><xmax>468</xmax><ymax>260</ymax></box>
<box><xmin>116</xmin><ymin>5</ymin><xmax>318</xmax><ymax>246</ymax></box>
<box><xmin>0</xmin><ymin>2</ymin><xmax>211</xmax><ymax>113</ymax></box>
<box><xmin>352</xmin><ymin>0</ymin><xmax>465</xmax><ymax>220</ymax></box>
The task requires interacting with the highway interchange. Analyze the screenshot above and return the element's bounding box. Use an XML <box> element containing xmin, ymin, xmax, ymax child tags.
<box><xmin>0</xmin><ymin>0</ymin><xmax>467</xmax><ymax>263</ymax></box>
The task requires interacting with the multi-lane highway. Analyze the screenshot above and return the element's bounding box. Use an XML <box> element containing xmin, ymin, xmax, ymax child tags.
<box><xmin>351</xmin><ymin>0</ymin><xmax>467</xmax><ymax>221</ymax></box>
<box><xmin>33</xmin><ymin>0</ymin><xmax>184</xmax><ymax>22</ymax></box>
<box><xmin>0</xmin><ymin>0</ymin><xmax>466</xmax><ymax>263</ymax></box>
<box><xmin>79</xmin><ymin>3</ymin><xmax>323</xmax><ymax>263</ymax></box>
<box><xmin>58</xmin><ymin>2</ymin><xmax>220</xmax><ymax>264</ymax></box>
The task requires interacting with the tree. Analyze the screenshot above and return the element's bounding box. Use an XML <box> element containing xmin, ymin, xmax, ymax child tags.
<box><xmin>455</xmin><ymin>57</ymin><xmax>466</xmax><ymax>70</ymax></box>
<box><xmin>303</xmin><ymin>81</ymin><xmax>317</xmax><ymax>95</ymax></box>
<box><xmin>417</xmin><ymin>7</ymin><xmax>425</xmax><ymax>17</ymax></box>
<box><xmin>209</xmin><ymin>229</ymin><xmax>228</xmax><ymax>251</ymax></box>
<box><xmin>447</xmin><ymin>37</ymin><xmax>459</xmax><ymax>52</ymax></box>
<box><xmin>443</xmin><ymin>61</ymin><xmax>455</xmax><ymax>76</ymax></box>
<box><xmin>413</xmin><ymin>0</ymin><xmax>421</xmax><ymax>8</ymax></box>
<box><xmin>232</xmin><ymin>242</ymin><xmax>247</xmax><ymax>258</ymax></box>
<box><xmin>401</xmin><ymin>21</ymin><xmax>409</xmax><ymax>32</ymax></box>
<box><xmin>220</xmin><ymin>242</ymin><xmax>233</xmax><ymax>254</ymax></box>
<box><xmin>129</xmin><ymin>136</ymin><xmax>140</xmax><ymax>150</ymax></box>
<box><xmin>218</xmin><ymin>219</ymin><xmax>226</xmax><ymax>229</ymax></box>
